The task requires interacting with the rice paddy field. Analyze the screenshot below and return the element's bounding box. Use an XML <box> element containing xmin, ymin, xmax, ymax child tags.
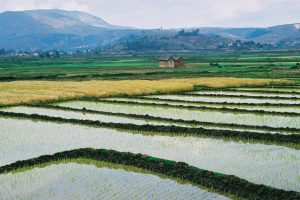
<box><xmin>103</xmin><ymin>97</ymin><xmax>300</xmax><ymax>114</ymax></box>
<box><xmin>146</xmin><ymin>94</ymin><xmax>300</xmax><ymax>105</ymax></box>
<box><xmin>55</xmin><ymin>100</ymin><xmax>300</xmax><ymax>129</ymax></box>
<box><xmin>0</xmin><ymin>52</ymin><xmax>300</xmax><ymax>199</ymax></box>
<box><xmin>1</xmin><ymin>116</ymin><xmax>300</xmax><ymax>192</ymax></box>
<box><xmin>1</xmin><ymin>161</ymin><xmax>228</xmax><ymax>200</ymax></box>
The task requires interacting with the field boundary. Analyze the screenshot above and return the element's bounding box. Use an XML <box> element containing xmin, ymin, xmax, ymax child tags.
<box><xmin>179</xmin><ymin>93</ymin><xmax>300</xmax><ymax>100</ymax></box>
<box><xmin>0</xmin><ymin>109</ymin><xmax>299</xmax><ymax>149</ymax></box>
<box><xmin>31</xmin><ymin>104</ymin><xmax>300</xmax><ymax>134</ymax></box>
<box><xmin>0</xmin><ymin>148</ymin><xmax>299</xmax><ymax>200</ymax></box>
<box><xmin>223</xmin><ymin>89</ymin><xmax>300</xmax><ymax>95</ymax></box>
<box><xmin>133</xmin><ymin>96</ymin><xmax>300</xmax><ymax>109</ymax></box>
<box><xmin>98</xmin><ymin>98</ymin><xmax>300</xmax><ymax>116</ymax></box>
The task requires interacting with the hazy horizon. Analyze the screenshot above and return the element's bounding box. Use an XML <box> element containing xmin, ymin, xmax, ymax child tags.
<box><xmin>0</xmin><ymin>0</ymin><xmax>299</xmax><ymax>29</ymax></box>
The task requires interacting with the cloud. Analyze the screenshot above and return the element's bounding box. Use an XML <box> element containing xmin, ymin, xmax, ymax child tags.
<box><xmin>0</xmin><ymin>0</ymin><xmax>89</xmax><ymax>12</ymax></box>
<box><xmin>0</xmin><ymin>0</ymin><xmax>299</xmax><ymax>28</ymax></box>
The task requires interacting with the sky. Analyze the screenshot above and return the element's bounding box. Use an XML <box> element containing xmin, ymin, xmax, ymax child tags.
<box><xmin>0</xmin><ymin>0</ymin><xmax>299</xmax><ymax>28</ymax></box>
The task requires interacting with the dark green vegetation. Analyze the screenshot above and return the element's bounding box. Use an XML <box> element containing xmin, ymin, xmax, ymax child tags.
<box><xmin>179</xmin><ymin>93</ymin><xmax>300</xmax><ymax>100</ymax></box>
<box><xmin>1</xmin><ymin>50</ymin><xmax>300</xmax><ymax>81</ymax></box>
<box><xmin>139</xmin><ymin>95</ymin><xmax>300</xmax><ymax>107</ymax></box>
<box><xmin>1</xmin><ymin>148</ymin><xmax>298</xmax><ymax>200</ymax></box>
<box><xmin>193</xmin><ymin>84</ymin><xmax>300</xmax><ymax>91</ymax></box>
<box><xmin>0</xmin><ymin>109</ymin><xmax>299</xmax><ymax>149</ymax></box>
<box><xmin>99</xmin><ymin>98</ymin><xmax>300</xmax><ymax>116</ymax></box>
<box><xmin>29</xmin><ymin>103</ymin><xmax>300</xmax><ymax>134</ymax></box>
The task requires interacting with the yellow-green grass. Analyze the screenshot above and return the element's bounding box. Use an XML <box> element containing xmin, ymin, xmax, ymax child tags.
<box><xmin>0</xmin><ymin>77</ymin><xmax>288</xmax><ymax>106</ymax></box>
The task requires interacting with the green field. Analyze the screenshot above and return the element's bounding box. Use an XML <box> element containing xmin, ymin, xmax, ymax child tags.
<box><xmin>0</xmin><ymin>51</ymin><xmax>300</xmax><ymax>199</ymax></box>
<box><xmin>1</xmin><ymin>51</ymin><xmax>300</xmax><ymax>81</ymax></box>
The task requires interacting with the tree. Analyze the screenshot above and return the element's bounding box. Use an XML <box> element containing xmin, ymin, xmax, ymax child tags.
<box><xmin>54</xmin><ymin>51</ymin><xmax>60</xmax><ymax>58</ymax></box>
<box><xmin>45</xmin><ymin>52</ymin><xmax>51</xmax><ymax>58</ymax></box>
<box><xmin>39</xmin><ymin>53</ymin><xmax>45</xmax><ymax>59</ymax></box>
<box><xmin>178</xmin><ymin>30</ymin><xmax>186</xmax><ymax>36</ymax></box>
<box><xmin>210</xmin><ymin>62</ymin><xmax>220</xmax><ymax>67</ymax></box>
<box><xmin>0</xmin><ymin>49</ymin><xmax>5</xmax><ymax>56</ymax></box>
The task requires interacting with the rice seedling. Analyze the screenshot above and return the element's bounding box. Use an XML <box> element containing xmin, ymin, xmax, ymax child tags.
<box><xmin>147</xmin><ymin>94</ymin><xmax>300</xmax><ymax>105</ymax></box>
<box><xmin>1</xmin><ymin>117</ymin><xmax>299</xmax><ymax>192</ymax></box>
<box><xmin>105</xmin><ymin>97</ymin><xmax>300</xmax><ymax>114</ymax></box>
<box><xmin>1</xmin><ymin>106</ymin><xmax>174</xmax><ymax>126</ymax></box>
<box><xmin>2</xmin><ymin>150</ymin><xmax>299</xmax><ymax>200</ymax></box>
<box><xmin>0</xmin><ymin>162</ymin><xmax>225</xmax><ymax>200</ymax></box>
<box><xmin>1</xmin><ymin>109</ymin><xmax>299</xmax><ymax>149</ymax></box>
<box><xmin>56</xmin><ymin>101</ymin><xmax>300</xmax><ymax>129</ymax></box>
<box><xmin>9</xmin><ymin>104</ymin><xmax>300</xmax><ymax>137</ymax></box>
<box><xmin>187</xmin><ymin>91</ymin><xmax>300</xmax><ymax>99</ymax></box>
<box><xmin>235</xmin><ymin>87</ymin><xmax>300</xmax><ymax>93</ymax></box>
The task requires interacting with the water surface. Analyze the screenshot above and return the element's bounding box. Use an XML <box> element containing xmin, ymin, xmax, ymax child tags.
<box><xmin>1</xmin><ymin>117</ymin><xmax>299</xmax><ymax>192</ymax></box>
<box><xmin>0</xmin><ymin>163</ymin><xmax>228</xmax><ymax>200</ymax></box>
<box><xmin>57</xmin><ymin>101</ymin><xmax>300</xmax><ymax>129</ymax></box>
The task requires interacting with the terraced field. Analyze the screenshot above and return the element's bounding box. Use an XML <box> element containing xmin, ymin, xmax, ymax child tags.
<box><xmin>56</xmin><ymin>100</ymin><xmax>300</xmax><ymax>129</ymax></box>
<box><xmin>1</xmin><ymin>161</ymin><xmax>226</xmax><ymax>200</ymax></box>
<box><xmin>146</xmin><ymin>94</ymin><xmax>300</xmax><ymax>105</ymax></box>
<box><xmin>188</xmin><ymin>91</ymin><xmax>300</xmax><ymax>98</ymax></box>
<box><xmin>0</xmin><ymin>86</ymin><xmax>299</xmax><ymax>199</ymax></box>
<box><xmin>235</xmin><ymin>87</ymin><xmax>300</xmax><ymax>93</ymax></box>
<box><xmin>1</xmin><ymin>116</ymin><xmax>300</xmax><ymax>192</ymax></box>
<box><xmin>104</xmin><ymin>97</ymin><xmax>300</xmax><ymax>114</ymax></box>
<box><xmin>1</xmin><ymin>106</ymin><xmax>175</xmax><ymax>126</ymax></box>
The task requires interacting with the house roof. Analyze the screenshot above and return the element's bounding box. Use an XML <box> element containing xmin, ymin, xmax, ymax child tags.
<box><xmin>173</xmin><ymin>57</ymin><xmax>184</xmax><ymax>60</ymax></box>
<box><xmin>158</xmin><ymin>56</ymin><xmax>173</xmax><ymax>61</ymax></box>
<box><xmin>158</xmin><ymin>56</ymin><xmax>184</xmax><ymax>61</ymax></box>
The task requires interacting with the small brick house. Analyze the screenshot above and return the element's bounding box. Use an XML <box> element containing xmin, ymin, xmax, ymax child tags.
<box><xmin>158</xmin><ymin>56</ymin><xmax>185</xmax><ymax>68</ymax></box>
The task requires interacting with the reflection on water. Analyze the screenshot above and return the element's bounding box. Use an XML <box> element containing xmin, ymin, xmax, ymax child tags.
<box><xmin>149</xmin><ymin>94</ymin><xmax>300</xmax><ymax>104</ymax></box>
<box><xmin>57</xmin><ymin>101</ymin><xmax>300</xmax><ymax>129</ymax></box>
<box><xmin>0</xmin><ymin>117</ymin><xmax>299</xmax><ymax>192</ymax></box>
<box><xmin>0</xmin><ymin>161</ymin><xmax>229</xmax><ymax>200</ymax></box>
<box><xmin>107</xmin><ymin>97</ymin><xmax>300</xmax><ymax>115</ymax></box>
<box><xmin>189</xmin><ymin>91</ymin><xmax>300</xmax><ymax>98</ymax></box>
<box><xmin>1</xmin><ymin>106</ymin><xmax>174</xmax><ymax>126</ymax></box>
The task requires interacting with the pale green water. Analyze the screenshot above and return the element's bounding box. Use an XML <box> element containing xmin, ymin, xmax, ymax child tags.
<box><xmin>57</xmin><ymin>101</ymin><xmax>300</xmax><ymax>129</ymax></box>
<box><xmin>1</xmin><ymin>106</ymin><xmax>175</xmax><ymax>126</ymax></box>
<box><xmin>106</xmin><ymin>97</ymin><xmax>300</xmax><ymax>114</ymax></box>
<box><xmin>189</xmin><ymin>91</ymin><xmax>300</xmax><ymax>98</ymax></box>
<box><xmin>147</xmin><ymin>95</ymin><xmax>300</xmax><ymax>104</ymax></box>
<box><xmin>2</xmin><ymin>105</ymin><xmax>293</xmax><ymax>135</ymax></box>
<box><xmin>1</xmin><ymin>117</ymin><xmax>299</xmax><ymax>192</ymax></box>
<box><xmin>236</xmin><ymin>88</ymin><xmax>300</xmax><ymax>92</ymax></box>
<box><xmin>0</xmin><ymin>163</ymin><xmax>229</xmax><ymax>200</ymax></box>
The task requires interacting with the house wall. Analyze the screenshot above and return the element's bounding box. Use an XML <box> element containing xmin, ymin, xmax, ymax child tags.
<box><xmin>159</xmin><ymin>60</ymin><xmax>175</xmax><ymax>68</ymax></box>
<box><xmin>168</xmin><ymin>59</ymin><xmax>175</xmax><ymax>68</ymax></box>
<box><xmin>174</xmin><ymin>58</ymin><xmax>185</xmax><ymax>68</ymax></box>
<box><xmin>159</xmin><ymin>57</ymin><xmax>185</xmax><ymax>68</ymax></box>
<box><xmin>159</xmin><ymin>61</ymin><xmax>170</xmax><ymax>68</ymax></box>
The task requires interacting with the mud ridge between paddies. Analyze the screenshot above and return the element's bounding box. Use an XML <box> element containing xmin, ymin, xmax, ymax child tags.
<box><xmin>0</xmin><ymin>148</ymin><xmax>299</xmax><ymax>200</ymax></box>
<box><xmin>0</xmin><ymin>110</ymin><xmax>299</xmax><ymax>149</ymax></box>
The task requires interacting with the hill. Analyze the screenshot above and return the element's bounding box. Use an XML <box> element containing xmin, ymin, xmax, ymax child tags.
<box><xmin>0</xmin><ymin>9</ymin><xmax>133</xmax><ymax>50</ymax></box>
<box><xmin>195</xmin><ymin>24</ymin><xmax>300</xmax><ymax>44</ymax></box>
<box><xmin>103</xmin><ymin>30</ymin><xmax>269</xmax><ymax>52</ymax></box>
<box><xmin>0</xmin><ymin>9</ymin><xmax>299</xmax><ymax>51</ymax></box>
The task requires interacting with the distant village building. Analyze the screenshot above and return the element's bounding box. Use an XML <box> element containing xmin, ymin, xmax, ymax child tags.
<box><xmin>158</xmin><ymin>56</ymin><xmax>185</xmax><ymax>68</ymax></box>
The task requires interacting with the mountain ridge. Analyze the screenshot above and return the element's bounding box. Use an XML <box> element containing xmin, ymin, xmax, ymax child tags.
<box><xmin>0</xmin><ymin>9</ymin><xmax>299</xmax><ymax>51</ymax></box>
